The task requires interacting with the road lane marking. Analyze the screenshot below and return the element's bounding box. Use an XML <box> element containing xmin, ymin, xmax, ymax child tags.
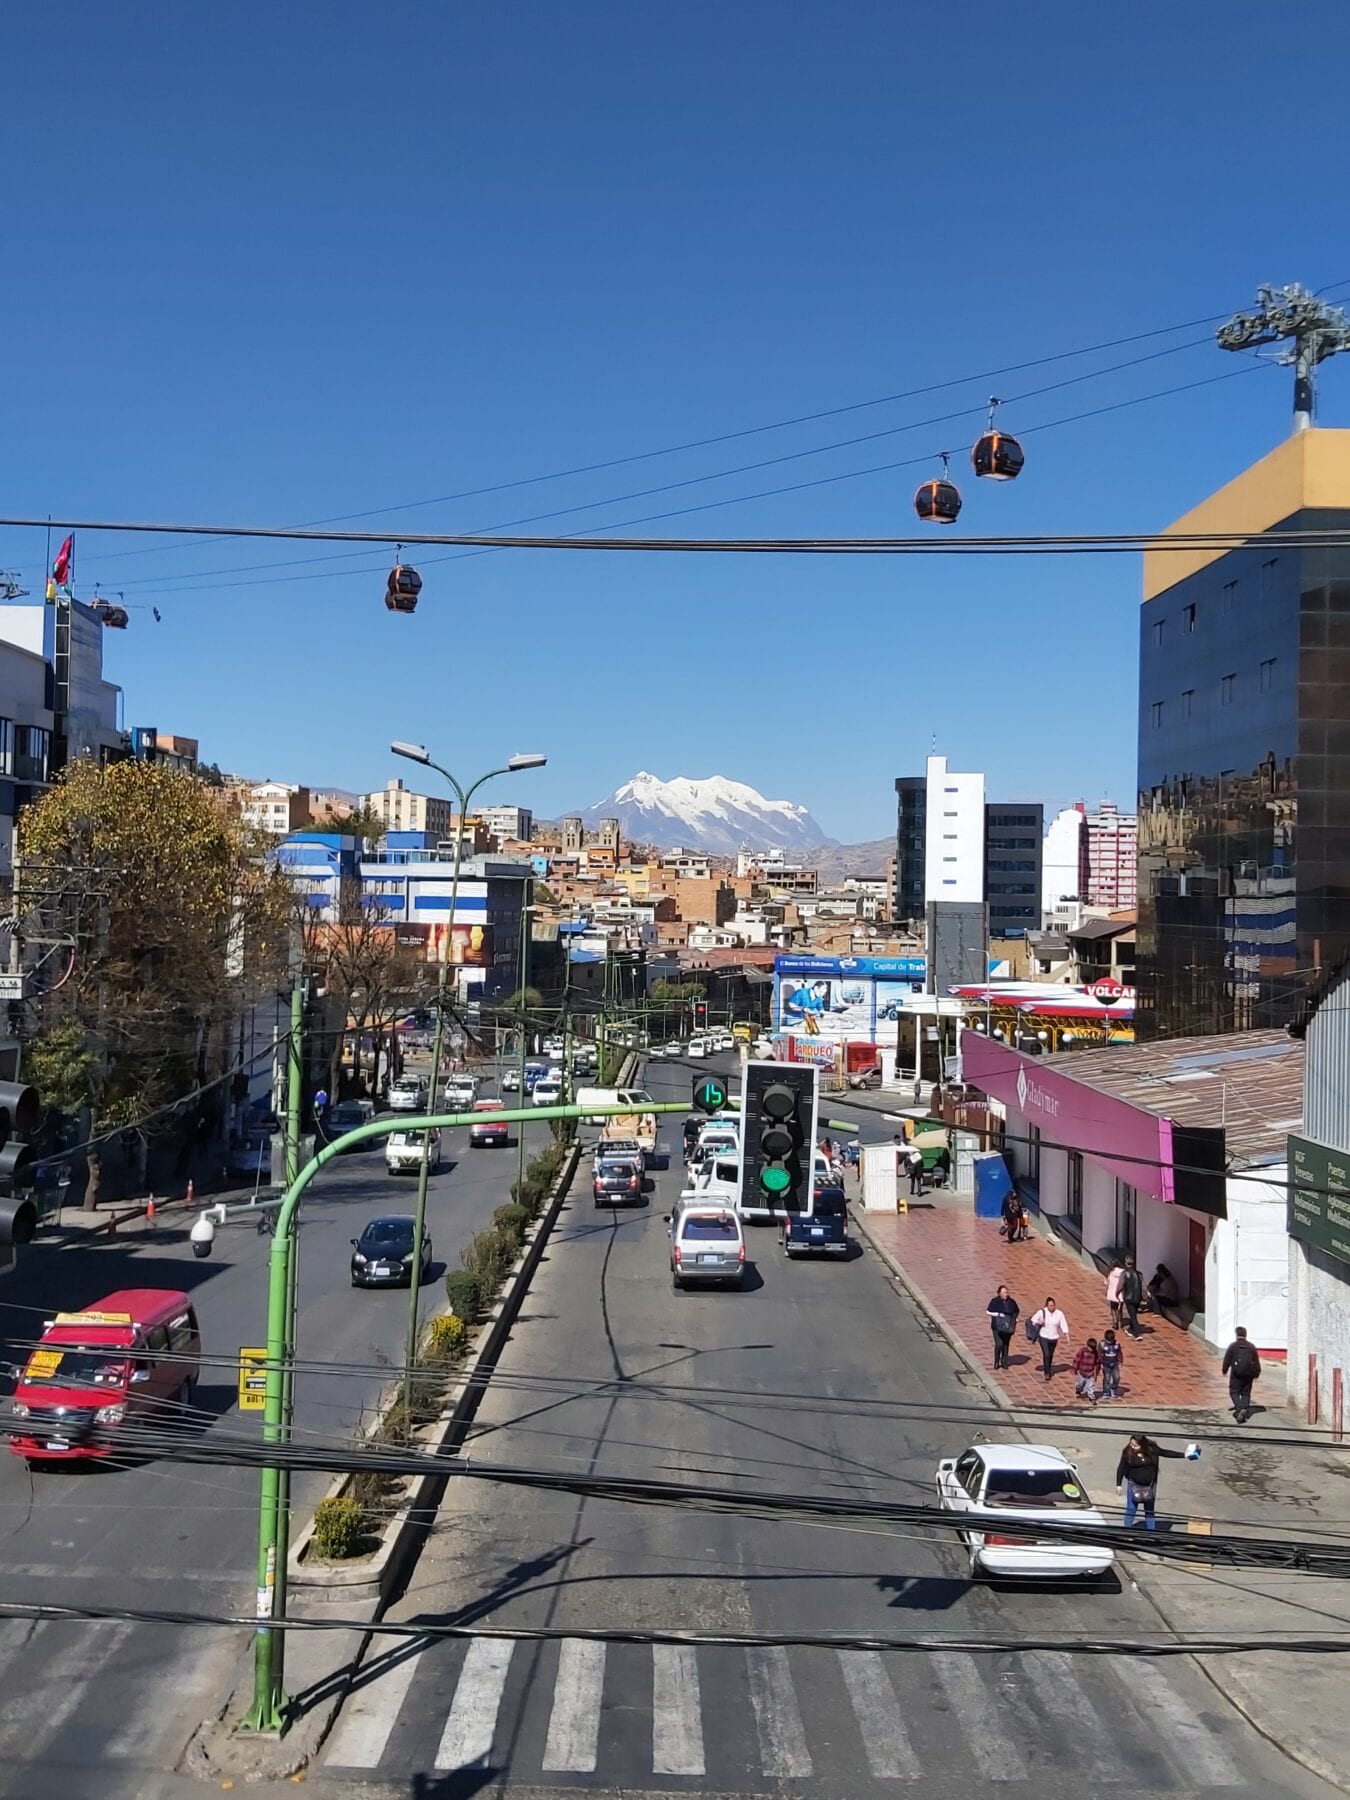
<box><xmin>652</xmin><ymin>1643</ymin><xmax>705</xmax><ymax>1775</ymax></box>
<box><xmin>747</xmin><ymin>1645</ymin><xmax>812</xmax><ymax>1778</ymax></box>
<box><xmin>434</xmin><ymin>1637</ymin><xmax>514</xmax><ymax>1770</ymax></box>
<box><xmin>325</xmin><ymin>1642</ymin><xmax>426</xmax><ymax>1768</ymax></box>
<box><xmin>930</xmin><ymin>1651</ymin><xmax>1027</xmax><ymax>1781</ymax></box>
<box><xmin>1022</xmin><ymin>1650</ymin><xmax>1122</xmax><ymax>1783</ymax></box>
<box><xmin>1125</xmin><ymin>1655</ymin><xmax>1243</xmax><ymax>1787</ymax></box>
<box><xmin>837</xmin><ymin>1650</ymin><xmax>919</xmax><ymax>1779</ymax></box>
<box><xmin>542</xmin><ymin>1638</ymin><xmax>606</xmax><ymax>1772</ymax></box>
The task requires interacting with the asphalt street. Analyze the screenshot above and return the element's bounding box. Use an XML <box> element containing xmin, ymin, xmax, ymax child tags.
<box><xmin>305</xmin><ymin>1053</ymin><xmax>1337</xmax><ymax>1799</ymax></box>
<box><xmin>0</xmin><ymin>1074</ymin><xmax>547</xmax><ymax>1800</ymax></box>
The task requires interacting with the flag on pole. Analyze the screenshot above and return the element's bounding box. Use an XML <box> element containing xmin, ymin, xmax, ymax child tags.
<box><xmin>51</xmin><ymin>534</ymin><xmax>73</xmax><ymax>588</ymax></box>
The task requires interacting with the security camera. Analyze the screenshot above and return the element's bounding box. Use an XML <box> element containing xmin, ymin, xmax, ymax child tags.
<box><xmin>189</xmin><ymin>1212</ymin><xmax>216</xmax><ymax>1260</ymax></box>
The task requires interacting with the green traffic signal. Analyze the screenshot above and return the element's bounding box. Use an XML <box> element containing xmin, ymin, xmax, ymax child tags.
<box><xmin>691</xmin><ymin>1075</ymin><xmax>728</xmax><ymax>1115</ymax></box>
<box><xmin>759</xmin><ymin>1166</ymin><xmax>791</xmax><ymax>1194</ymax></box>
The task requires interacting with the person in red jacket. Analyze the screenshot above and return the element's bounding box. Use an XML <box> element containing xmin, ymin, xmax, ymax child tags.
<box><xmin>1071</xmin><ymin>1336</ymin><xmax>1101</xmax><ymax>1404</ymax></box>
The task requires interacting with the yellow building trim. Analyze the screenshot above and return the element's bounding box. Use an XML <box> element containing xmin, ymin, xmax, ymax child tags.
<box><xmin>1142</xmin><ymin>428</ymin><xmax>1350</xmax><ymax>600</ymax></box>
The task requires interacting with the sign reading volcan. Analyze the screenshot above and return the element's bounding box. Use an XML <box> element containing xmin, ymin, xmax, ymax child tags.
<box><xmin>1288</xmin><ymin>1134</ymin><xmax>1350</xmax><ymax>1268</ymax></box>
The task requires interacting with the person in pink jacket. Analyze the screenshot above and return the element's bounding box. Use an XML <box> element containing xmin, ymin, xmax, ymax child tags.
<box><xmin>1105</xmin><ymin>1261</ymin><xmax>1125</xmax><ymax>1331</ymax></box>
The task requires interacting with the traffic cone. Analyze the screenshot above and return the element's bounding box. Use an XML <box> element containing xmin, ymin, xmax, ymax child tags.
<box><xmin>145</xmin><ymin>1195</ymin><xmax>157</xmax><ymax>1225</ymax></box>
<box><xmin>186</xmin><ymin>1179</ymin><xmax>195</xmax><ymax>1208</ymax></box>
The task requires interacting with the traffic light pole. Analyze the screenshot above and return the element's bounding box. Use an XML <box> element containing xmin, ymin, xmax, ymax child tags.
<box><xmin>240</xmin><ymin>1094</ymin><xmax>702</xmax><ymax>1735</ymax></box>
<box><xmin>271</xmin><ymin>968</ymin><xmax>304</xmax><ymax>1702</ymax></box>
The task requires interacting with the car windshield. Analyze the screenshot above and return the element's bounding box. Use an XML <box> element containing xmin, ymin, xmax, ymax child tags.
<box><xmin>390</xmin><ymin>1131</ymin><xmax>430</xmax><ymax>1148</ymax></box>
<box><xmin>981</xmin><ymin>1466</ymin><xmax>1091</xmax><ymax>1508</ymax></box>
<box><xmin>360</xmin><ymin>1221</ymin><xmax>413</xmax><ymax>1250</ymax></box>
<box><xmin>23</xmin><ymin>1346</ymin><xmax>131</xmax><ymax>1387</ymax></box>
<box><xmin>681</xmin><ymin>1216</ymin><xmax>739</xmax><ymax>1241</ymax></box>
<box><xmin>392</xmin><ymin>1080</ymin><xmax>420</xmax><ymax>1093</ymax></box>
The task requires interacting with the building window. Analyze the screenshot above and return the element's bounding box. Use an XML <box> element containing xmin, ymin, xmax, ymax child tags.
<box><xmin>1220</xmin><ymin>673</ymin><xmax>1236</xmax><ymax>705</ymax></box>
<box><xmin>1181</xmin><ymin>688</ymin><xmax>1194</xmax><ymax>719</ymax></box>
<box><xmin>1150</xmin><ymin>701</ymin><xmax>1164</xmax><ymax>728</ymax></box>
<box><xmin>1182</xmin><ymin>602</ymin><xmax>1196</xmax><ymax>633</ymax></box>
<box><xmin>1223</xmin><ymin>579</ymin><xmax>1237</xmax><ymax>613</ymax></box>
<box><xmin>1260</xmin><ymin>657</ymin><xmax>1276</xmax><ymax>692</ymax></box>
<box><xmin>0</xmin><ymin>719</ymin><xmax>12</xmax><ymax>777</ymax></box>
<box><xmin>1151</xmin><ymin>620</ymin><xmax>1164</xmax><ymax>647</ymax></box>
<box><xmin>1115</xmin><ymin>1180</ymin><xmax>1137</xmax><ymax>1253</ymax></box>
<box><xmin>1262</xmin><ymin>557</ymin><xmax>1278</xmax><ymax>594</ymax></box>
<box><xmin>1066</xmin><ymin>1151</ymin><xmax>1083</xmax><ymax>1226</ymax></box>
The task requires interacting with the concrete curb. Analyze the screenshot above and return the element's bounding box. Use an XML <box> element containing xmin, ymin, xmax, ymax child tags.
<box><xmin>184</xmin><ymin>1138</ymin><xmax>583</xmax><ymax>1785</ymax></box>
<box><xmin>849</xmin><ymin>1201</ymin><xmax>1350</xmax><ymax>1798</ymax></box>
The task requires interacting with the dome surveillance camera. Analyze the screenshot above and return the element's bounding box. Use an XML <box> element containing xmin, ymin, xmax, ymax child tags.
<box><xmin>189</xmin><ymin>1213</ymin><xmax>216</xmax><ymax>1260</ymax></box>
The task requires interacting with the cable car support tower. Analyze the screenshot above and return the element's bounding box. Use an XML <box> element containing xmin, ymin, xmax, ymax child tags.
<box><xmin>1218</xmin><ymin>283</ymin><xmax>1350</xmax><ymax>431</ymax></box>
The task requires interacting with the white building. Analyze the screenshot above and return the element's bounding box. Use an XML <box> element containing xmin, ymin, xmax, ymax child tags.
<box><xmin>479</xmin><ymin>804</ymin><xmax>533</xmax><ymax>846</ymax></box>
<box><xmin>923</xmin><ymin>755</ymin><xmax>985</xmax><ymax>905</ymax></box>
<box><xmin>363</xmin><ymin>778</ymin><xmax>453</xmax><ymax>840</ymax></box>
<box><xmin>1287</xmin><ymin>965</ymin><xmax>1350</xmax><ymax>1411</ymax></box>
<box><xmin>1042</xmin><ymin>804</ymin><xmax>1084</xmax><ymax>922</ymax></box>
<box><xmin>242</xmin><ymin>781</ymin><xmax>311</xmax><ymax>836</ymax></box>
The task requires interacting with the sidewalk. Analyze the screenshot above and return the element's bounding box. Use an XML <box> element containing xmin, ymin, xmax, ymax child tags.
<box><xmin>853</xmin><ymin>1189</ymin><xmax>1350</xmax><ymax>1794</ymax></box>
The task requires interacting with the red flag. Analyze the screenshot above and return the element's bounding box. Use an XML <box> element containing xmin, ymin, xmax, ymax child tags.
<box><xmin>51</xmin><ymin>535</ymin><xmax>73</xmax><ymax>587</ymax></box>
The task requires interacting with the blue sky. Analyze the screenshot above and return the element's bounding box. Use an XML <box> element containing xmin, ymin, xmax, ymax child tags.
<box><xmin>4</xmin><ymin>3</ymin><xmax>1350</xmax><ymax>843</ymax></box>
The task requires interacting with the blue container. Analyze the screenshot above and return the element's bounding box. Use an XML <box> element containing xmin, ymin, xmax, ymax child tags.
<box><xmin>972</xmin><ymin>1152</ymin><xmax>1013</xmax><ymax>1219</ymax></box>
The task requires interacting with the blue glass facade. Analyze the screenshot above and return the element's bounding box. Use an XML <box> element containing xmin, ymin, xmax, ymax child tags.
<box><xmin>1137</xmin><ymin>512</ymin><xmax>1350</xmax><ymax>1036</ymax></box>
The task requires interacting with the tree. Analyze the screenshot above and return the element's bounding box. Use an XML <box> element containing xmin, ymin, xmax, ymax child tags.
<box><xmin>19</xmin><ymin>760</ymin><xmax>294</xmax><ymax>1206</ymax></box>
<box><xmin>302</xmin><ymin>890</ymin><xmax>428</xmax><ymax>1098</ymax></box>
<box><xmin>329</xmin><ymin>802</ymin><xmax>387</xmax><ymax>844</ymax></box>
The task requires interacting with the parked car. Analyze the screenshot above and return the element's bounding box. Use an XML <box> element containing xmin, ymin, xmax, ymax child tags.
<box><xmin>350</xmin><ymin>1215</ymin><xmax>433</xmax><ymax>1288</ymax></box>
<box><xmin>227</xmin><ymin>1134</ymin><xmax>272</xmax><ymax>1181</ymax></box>
<box><xmin>385</xmin><ymin>1127</ymin><xmax>442</xmax><ymax>1176</ymax></box>
<box><xmin>935</xmin><ymin>1443</ymin><xmax>1114</xmax><ymax>1581</ymax></box>
<box><xmin>668</xmin><ymin>1205</ymin><xmax>746</xmax><ymax>1290</ymax></box>
<box><xmin>387</xmin><ymin>1077</ymin><xmax>427</xmax><ymax>1113</ymax></box>
<box><xmin>593</xmin><ymin>1155</ymin><xmax>643</xmax><ymax>1206</ymax></box>
<box><xmin>469</xmin><ymin>1100</ymin><xmax>509</xmax><ymax>1147</ymax></box>
<box><xmin>848</xmin><ymin>1065</ymin><xmax>883</xmax><ymax>1090</ymax></box>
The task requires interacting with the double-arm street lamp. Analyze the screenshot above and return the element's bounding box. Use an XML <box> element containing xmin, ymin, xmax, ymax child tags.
<box><xmin>389</xmin><ymin>743</ymin><xmax>546</xmax><ymax>1413</ymax></box>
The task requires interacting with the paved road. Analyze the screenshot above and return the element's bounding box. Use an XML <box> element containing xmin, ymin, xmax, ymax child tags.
<box><xmin>0</xmin><ymin>1080</ymin><xmax>547</xmax><ymax>1800</ymax></box>
<box><xmin>306</xmin><ymin>1054</ymin><xmax>1336</xmax><ymax>1798</ymax></box>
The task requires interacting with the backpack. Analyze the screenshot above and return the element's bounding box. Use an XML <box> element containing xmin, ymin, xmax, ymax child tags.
<box><xmin>1230</xmin><ymin>1341</ymin><xmax>1260</xmax><ymax>1381</ymax></box>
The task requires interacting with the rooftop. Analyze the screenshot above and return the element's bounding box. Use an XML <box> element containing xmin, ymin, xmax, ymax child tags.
<box><xmin>1037</xmin><ymin>1028</ymin><xmax>1303</xmax><ymax>1168</ymax></box>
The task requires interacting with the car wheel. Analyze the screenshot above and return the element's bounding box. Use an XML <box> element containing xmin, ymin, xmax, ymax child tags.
<box><xmin>672</xmin><ymin>1273</ymin><xmax>683</xmax><ymax>1291</ymax></box>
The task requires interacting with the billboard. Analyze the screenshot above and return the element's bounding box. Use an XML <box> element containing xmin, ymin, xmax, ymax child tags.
<box><xmin>1288</xmin><ymin>1134</ymin><xmax>1350</xmax><ymax>1267</ymax></box>
<box><xmin>773</xmin><ymin>955</ymin><xmax>926</xmax><ymax>1048</ymax></box>
<box><xmin>426</xmin><ymin>922</ymin><xmax>494</xmax><ymax>968</ymax></box>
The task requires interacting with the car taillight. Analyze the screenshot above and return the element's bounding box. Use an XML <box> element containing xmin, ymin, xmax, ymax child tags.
<box><xmin>629</xmin><ymin>1177</ymin><xmax>638</xmax><ymax>1190</ymax></box>
<box><xmin>738</xmin><ymin>1244</ymin><xmax>746</xmax><ymax>1262</ymax></box>
<box><xmin>673</xmin><ymin>1245</ymin><xmax>682</xmax><ymax>1264</ymax></box>
<box><xmin>984</xmin><ymin>1532</ymin><xmax>1031</xmax><ymax>1547</ymax></box>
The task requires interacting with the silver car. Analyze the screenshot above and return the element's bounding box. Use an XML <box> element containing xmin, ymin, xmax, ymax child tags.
<box><xmin>668</xmin><ymin>1206</ymin><xmax>746</xmax><ymax>1291</ymax></box>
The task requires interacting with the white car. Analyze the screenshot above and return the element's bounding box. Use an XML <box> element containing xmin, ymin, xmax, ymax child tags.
<box><xmin>935</xmin><ymin>1443</ymin><xmax>1115</xmax><ymax>1581</ymax></box>
<box><xmin>532</xmin><ymin>1076</ymin><xmax>563</xmax><ymax>1107</ymax></box>
<box><xmin>385</xmin><ymin>1127</ymin><xmax>442</xmax><ymax>1175</ymax></box>
<box><xmin>442</xmin><ymin>1076</ymin><xmax>480</xmax><ymax>1110</ymax></box>
<box><xmin>387</xmin><ymin>1077</ymin><xmax>427</xmax><ymax>1113</ymax></box>
<box><xmin>686</xmin><ymin>1037</ymin><xmax>709</xmax><ymax>1058</ymax></box>
<box><xmin>500</xmin><ymin>1067</ymin><xmax>522</xmax><ymax>1092</ymax></box>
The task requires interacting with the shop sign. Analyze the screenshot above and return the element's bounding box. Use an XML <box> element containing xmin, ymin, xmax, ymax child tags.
<box><xmin>1288</xmin><ymin>1134</ymin><xmax>1350</xmax><ymax>1268</ymax></box>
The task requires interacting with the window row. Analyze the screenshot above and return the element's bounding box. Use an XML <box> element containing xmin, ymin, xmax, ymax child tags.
<box><xmin>1149</xmin><ymin>659</ymin><xmax>1278</xmax><ymax>726</ymax></box>
<box><xmin>1148</xmin><ymin>560</ymin><xmax>1278</xmax><ymax>646</ymax></box>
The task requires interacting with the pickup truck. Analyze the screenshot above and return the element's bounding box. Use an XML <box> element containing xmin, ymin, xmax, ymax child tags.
<box><xmin>601</xmin><ymin>1112</ymin><xmax>658</xmax><ymax>1155</ymax></box>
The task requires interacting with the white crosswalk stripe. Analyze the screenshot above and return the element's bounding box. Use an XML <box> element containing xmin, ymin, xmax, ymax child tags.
<box><xmin>434</xmin><ymin>1636</ymin><xmax>514</xmax><ymax>1770</ymax></box>
<box><xmin>320</xmin><ymin>1631</ymin><xmax>1251</xmax><ymax>1790</ymax></box>
<box><xmin>837</xmin><ymin>1648</ymin><xmax>920</xmax><ymax>1779</ymax></box>
<box><xmin>543</xmin><ymin>1637</ymin><xmax>606</xmax><ymax>1773</ymax></box>
<box><xmin>651</xmin><ymin>1642</ymin><xmax>704</xmax><ymax>1776</ymax></box>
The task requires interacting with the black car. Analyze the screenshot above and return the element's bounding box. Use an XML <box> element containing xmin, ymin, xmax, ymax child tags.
<box><xmin>593</xmin><ymin>1156</ymin><xmax>643</xmax><ymax>1207</ymax></box>
<box><xmin>350</xmin><ymin>1215</ymin><xmax>433</xmax><ymax>1287</ymax></box>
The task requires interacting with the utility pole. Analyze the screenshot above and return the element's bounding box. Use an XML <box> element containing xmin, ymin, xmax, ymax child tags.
<box><xmin>1218</xmin><ymin>283</ymin><xmax>1350</xmax><ymax>431</ymax></box>
<box><xmin>271</xmin><ymin>961</ymin><xmax>304</xmax><ymax>1700</ymax></box>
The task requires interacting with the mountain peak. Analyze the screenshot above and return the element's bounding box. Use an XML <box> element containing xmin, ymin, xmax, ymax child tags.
<box><xmin>580</xmin><ymin>772</ymin><xmax>830</xmax><ymax>855</ymax></box>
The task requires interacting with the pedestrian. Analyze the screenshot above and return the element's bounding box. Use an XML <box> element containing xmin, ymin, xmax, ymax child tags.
<box><xmin>999</xmin><ymin>1188</ymin><xmax>1022</xmax><ymax>1240</ymax></box>
<box><xmin>1072</xmin><ymin>1336</ymin><xmax>1101</xmax><ymax>1404</ymax></box>
<box><xmin>1120</xmin><ymin>1256</ymin><xmax>1144</xmax><ymax>1338</ymax></box>
<box><xmin>932</xmin><ymin>1145</ymin><xmax>952</xmax><ymax>1188</ymax></box>
<box><xmin>1029</xmin><ymin>1296</ymin><xmax>1070</xmax><ymax>1381</ymax></box>
<box><xmin>1148</xmin><ymin>1263</ymin><xmax>1180</xmax><ymax>1314</ymax></box>
<box><xmin>1105</xmin><ymin>1259</ymin><xmax>1125</xmax><ymax>1331</ymax></box>
<box><xmin>1098</xmin><ymin>1328</ymin><xmax>1124</xmax><ymax>1399</ymax></box>
<box><xmin>1116</xmin><ymin>1432</ymin><xmax>1185</xmax><ymax>1530</ymax></box>
<box><xmin>907</xmin><ymin>1147</ymin><xmax>925</xmax><ymax>1196</ymax></box>
<box><xmin>1221</xmin><ymin>1326</ymin><xmax>1262</xmax><ymax>1423</ymax></box>
<box><xmin>986</xmin><ymin>1285</ymin><xmax>1019</xmax><ymax>1370</ymax></box>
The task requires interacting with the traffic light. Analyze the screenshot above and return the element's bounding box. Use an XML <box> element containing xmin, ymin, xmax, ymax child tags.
<box><xmin>691</xmin><ymin>1073</ymin><xmax>728</xmax><ymax>1115</ymax></box>
<box><xmin>0</xmin><ymin>1081</ymin><xmax>39</xmax><ymax>1251</ymax></box>
<box><xmin>692</xmin><ymin>999</ymin><xmax>708</xmax><ymax>1031</ymax></box>
<box><xmin>739</xmin><ymin>1060</ymin><xmax>817</xmax><ymax>1218</ymax></box>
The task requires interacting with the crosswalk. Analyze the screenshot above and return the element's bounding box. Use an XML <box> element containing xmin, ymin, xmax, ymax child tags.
<box><xmin>323</xmin><ymin>1631</ymin><xmax>1249</xmax><ymax>1789</ymax></box>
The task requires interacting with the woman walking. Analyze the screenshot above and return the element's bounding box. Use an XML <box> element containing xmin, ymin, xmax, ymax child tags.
<box><xmin>1029</xmin><ymin>1296</ymin><xmax>1070</xmax><ymax>1382</ymax></box>
<box><xmin>986</xmin><ymin>1285</ymin><xmax>1019</xmax><ymax>1370</ymax></box>
<box><xmin>1105</xmin><ymin>1259</ymin><xmax>1125</xmax><ymax>1331</ymax></box>
<box><xmin>1071</xmin><ymin>1336</ymin><xmax>1101</xmax><ymax>1404</ymax></box>
<box><xmin>1115</xmin><ymin>1433</ymin><xmax>1186</xmax><ymax>1530</ymax></box>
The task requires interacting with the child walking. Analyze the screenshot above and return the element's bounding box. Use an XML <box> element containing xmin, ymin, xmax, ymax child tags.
<box><xmin>1099</xmin><ymin>1329</ymin><xmax>1124</xmax><ymax>1399</ymax></box>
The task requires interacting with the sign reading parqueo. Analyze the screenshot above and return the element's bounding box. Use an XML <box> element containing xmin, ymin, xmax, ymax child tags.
<box><xmin>1287</xmin><ymin>1134</ymin><xmax>1350</xmax><ymax>1268</ymax></box>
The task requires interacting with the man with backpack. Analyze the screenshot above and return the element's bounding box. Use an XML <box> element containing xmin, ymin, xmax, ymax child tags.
<box><xmin>1222</xmin><ymin>1326</ymin><xmax>1262</xmax><ymax>1423</ymax></box>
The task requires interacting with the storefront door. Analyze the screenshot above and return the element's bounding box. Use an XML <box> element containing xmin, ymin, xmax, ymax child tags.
<box><xmin>1188</xmin><ymin>1218</ymin><xmax>1207</xmax><ymax>1310</ymax></box>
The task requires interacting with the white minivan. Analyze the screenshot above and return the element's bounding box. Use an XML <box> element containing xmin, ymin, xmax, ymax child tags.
<box><xmin>574</xmin><ymin>1086</ymin><xmax>655</xmax><ymax>1125</ymax></box>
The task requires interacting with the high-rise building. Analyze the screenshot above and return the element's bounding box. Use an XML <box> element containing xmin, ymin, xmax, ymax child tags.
<box><xmin>893</xmin><ymin>755</ymin><xmax>985</xmax><ymax>924</ymax></box>
<box><xmin>479</xmin><ymin>804</ymin><xmax>533</xmax><ymax>846</ymax></box>
<box><xmin>1042</xmin><ymin>804</ymin><xmax>1085</xmax><ymax>919</ymax></box>
<box><xmin>1137</xmin><ymin>429</ymin><xmax>1350</xmax><ymax>1038</ymax></box>
<box><xmin>1084</xmin><ymin>802</ymin><xmax>1137</xmax><ymax>909</ymax></box>
<box><xmin>983</xmin><ymin>802</ymin><xmax>1043</xmax><ymax>939</ymax></box>
<box><xmin>363</xmin><ymin>778</ymin><xmax>452</xmax><ymax>840</ymax></box>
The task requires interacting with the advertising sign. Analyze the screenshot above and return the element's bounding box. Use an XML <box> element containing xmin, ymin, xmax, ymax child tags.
<box><xmin>238</xmin><ymin>1347</ymin><xmax>269</xmax><ymax>1412</ymax></box>
<box><xmin>786</xmin><ymin>1036</ymin><xmax>840</xmax><ymax>1069</ymax></box>
<box><xmin>426</xmin><ymin>922</ymin><xmax>494</xmax><ymax>968</ymax></box>
<box><xmin>1288</xmin><ymin>1134</ymin><xmax>1350</xmax><ymax>1267</ymax></box>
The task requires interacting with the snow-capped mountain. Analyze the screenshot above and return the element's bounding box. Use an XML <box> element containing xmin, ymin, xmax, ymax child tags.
<box><xmin>579</xmin><ymin>772</ymin><xmax>831</xmax><ymax>855</ymax></box>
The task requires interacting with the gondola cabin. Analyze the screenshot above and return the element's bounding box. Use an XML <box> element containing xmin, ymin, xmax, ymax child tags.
<box><xmin>913</xmin><ymin>476</ymin><xmax>962</xmax><ymax>524</ymax></box>
<box><xmin>971</xmin><ymin>430</ymin><xmax>1025</xmax><ymax>481</ymax></box>
<box><xmin>385</xmin><ymin>563</ymin><xmax>422</xmax><ymax>615</ymax></box>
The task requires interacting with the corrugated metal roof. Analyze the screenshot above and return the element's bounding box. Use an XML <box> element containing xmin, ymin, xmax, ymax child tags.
<box><xmin>1038</xmin><ymin>1028</ymin><xmax>1303</xmax><ymax>1168</ymax></box>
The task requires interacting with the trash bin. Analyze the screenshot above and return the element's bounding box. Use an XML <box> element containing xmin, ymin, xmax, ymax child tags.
<box><xmin>972</xmin><ymin>1152</ymin><xmax>1013</xmax><ymax>1219</ymax></box>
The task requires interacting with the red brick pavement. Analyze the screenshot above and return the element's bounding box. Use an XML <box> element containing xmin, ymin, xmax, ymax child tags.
<box><xmin>858</xmin><ymin>1200</ymin><xmax>1233</xmax><ymax>1412</ymax></box>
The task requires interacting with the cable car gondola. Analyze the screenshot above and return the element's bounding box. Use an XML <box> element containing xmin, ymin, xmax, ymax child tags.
<box><xmin>971</xmin><ymin>396</ymin><xmax>1025</xmax><ymax>482</ymax></box>
<box><xmin>90</xmin><ymin>597</ymin><xmax>129</xmax><ymax>629</ymax></box>
<box><xmin>914</xmin><ymin>452</ymin><xmax>962</xmax><ymax>524</ymax></box>
<box><xmin>385</xmin><ymin>551</ymin><xmax>422</xmax><ymax>615</ymax></box>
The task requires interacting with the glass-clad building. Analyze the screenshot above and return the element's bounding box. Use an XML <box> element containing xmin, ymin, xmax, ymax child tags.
<box><xmin>1137</xmin><ymin>430</ymin><xmax>1350</xmax><ymax>1037</ymax></box>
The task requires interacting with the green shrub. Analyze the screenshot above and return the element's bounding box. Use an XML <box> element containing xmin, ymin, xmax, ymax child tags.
<box><xmin>463</xmin><ymin>1227</ymin><xmax>513</xmax><ymax>1290</ymax></box>
<box><xmin>444</xmin><ymin>1268</ymin><xmax>482</xmax><ymax>1321</ymax></box>
<box><xmin>424</xmin><ymin>1312</ymin><xmax>468</xmax><ymax>1363</ymax></box>
<box><xmin>493</xmin><ymin>1202</ymin><xmax>530</xmax><ymax>1246</ymax></box>
<box><xmin>511</xmin><ymin>1173</ymin><xmax>543</xmax><ymax>1213</ymax></box>
<box><xmin>312</xmin><ymin>1495</ymin><xmax>367</xmax><ymax>1561</ymax></box>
